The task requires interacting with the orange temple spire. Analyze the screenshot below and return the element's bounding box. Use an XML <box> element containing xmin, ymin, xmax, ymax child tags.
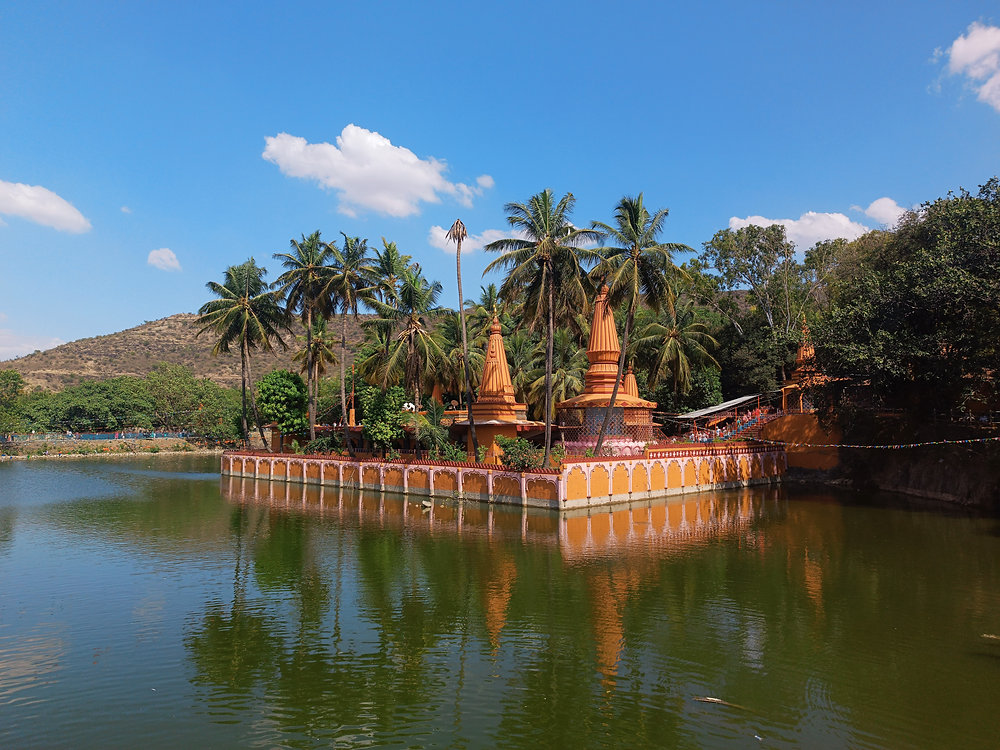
<box><xmin>623</xmin><ymin>364</ymin><xmax>639</xmax><ymax>398</ymax></box>
<box><xmin>583</xmin><ymin>285</ymin><xmax>623</xmax><ymax>396</ymax></box>
<box><xmin>557</xmin><ymin>286</ymin><xmax>655</xmax><ymax>409</ymax></box>
<box><xmin>477</xmin><ymin>316</ymin><xmax>517</xmax><ymax>405</ymax></box>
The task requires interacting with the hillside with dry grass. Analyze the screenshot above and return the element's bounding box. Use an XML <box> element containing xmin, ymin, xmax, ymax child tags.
<box><xmin>2</xmin><ymin>314</ymin><xmax>369</xmax><ymax>391</ymax></box>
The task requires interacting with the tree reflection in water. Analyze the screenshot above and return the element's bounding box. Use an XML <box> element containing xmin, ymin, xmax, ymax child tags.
<box><xmin>181</xmin><ymin>477</ymin><xmax>1000</xmax><ymax>748</ymax></box>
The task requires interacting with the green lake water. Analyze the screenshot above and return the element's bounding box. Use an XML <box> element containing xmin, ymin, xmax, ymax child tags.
<box><xmin>0</xmin><ymin>454</ymin><xmax>998</xmax><ymax>748</ymax></box>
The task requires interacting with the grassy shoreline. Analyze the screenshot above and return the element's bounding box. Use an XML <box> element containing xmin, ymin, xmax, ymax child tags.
<box><xmin>0</xmin><ymin>437</ymin><xmax>227</xmax><ymax>462</ymax></box>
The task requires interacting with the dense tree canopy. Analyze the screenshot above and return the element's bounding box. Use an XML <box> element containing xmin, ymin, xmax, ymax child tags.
<box><xmin>813</xmin><ymin>178</ymin><xmax>1000</xmax><ymax>415</ymax></box>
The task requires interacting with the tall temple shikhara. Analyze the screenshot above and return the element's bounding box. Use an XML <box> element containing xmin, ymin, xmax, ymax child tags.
<box><xmin>454</xmin><ymin>316</ymin><xmax>542</xmax><ymax>460</ymax></box>
<box><xmin>556</xmin><ymin>285</ymin><xmax>659</xmax><ymax>456</ymax></box>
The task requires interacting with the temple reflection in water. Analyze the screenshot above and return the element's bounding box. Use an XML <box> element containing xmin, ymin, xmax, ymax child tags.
<box><xmin>221</xmin><ymin>475</ymin><xmax>785</xmax><ymax>562</ymax></box>
<box><xmin>221</xmin><ymin>476</ymin><xmax>786</xmax><ymax>688</ymax></box>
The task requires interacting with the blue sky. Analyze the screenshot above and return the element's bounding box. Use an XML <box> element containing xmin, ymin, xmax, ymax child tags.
<box><xmin>1</xmin><ymin>1</ymin><xmax>998</xmax><ymax>360</ymax></box>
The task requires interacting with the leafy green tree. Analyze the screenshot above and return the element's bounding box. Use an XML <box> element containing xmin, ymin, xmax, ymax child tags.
<box><xmin>649</xmin><ymin>365</ymin><xmax>723</xmax><ymax>414</ymax></box>
<box><xmin>485</xmin><ymin>189</ymin><xmax>601</xmax><ymax>464</ymax></box>
<box><xmin>0</xmin><ymin>370</ymin><xmax>25</xmax><ymax>433</ymax></box>
<box><xmin>814</xmin><ymin>178</ymin><xmax>1000</xmax><ymax>414</ymax></box>
<box><xmin>273</xmin><ymin>231</ymin><xmax>334</xmax><ymax>441</ymax></box>
<box><xmin>590</xmin><ymin>193</ymin><xmax>688</xmax><ymax>454</ymax></box>
<box><xmin>189</xmin><ymin>379</ymin><xmax>241</xmax><ymax>441</ymax></box>
<box><xmin>359</xmin><ymin>385</ymin><xmax>406</xmax><ymax>451</ymax></box>
<box><xmin>197</xmin><ymin>258</ymin><xmax>287</xmax><ymax>448</ymax></box>
<box><xmin>257</xmin><ymin>369</ymin><xmax>308</xmax><ymax>436</ymax></box>
<box><xmin>145</xmin><ymin>363</ymin><xmax>203</xmax><ymax>431</ymax></box>
<box><xmin>699</xmin><ymin>224</ymin><xmax>799</xmax><ymax>335</ymax></box>
<box><xmin>34</xmin><ymin>377</ymin><xmax>153</xmax><ymax>432</ymax></box>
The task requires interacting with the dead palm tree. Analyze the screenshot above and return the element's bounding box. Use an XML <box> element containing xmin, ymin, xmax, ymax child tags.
<box><xmin>447</xmin><ymin>219</ymin><xmax>479</xmax><ymax>455</ymax></box>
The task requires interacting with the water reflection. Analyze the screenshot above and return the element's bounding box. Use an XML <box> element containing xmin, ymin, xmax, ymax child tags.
<box><xmin>1</xmin><ymin>458</ymin><xmax>998</xmax><ymax>748</ymax></box>
<box><xmin>221</xmin><ymin>475</ymin><xmax>786</xmax><ymax>562</ymax></box>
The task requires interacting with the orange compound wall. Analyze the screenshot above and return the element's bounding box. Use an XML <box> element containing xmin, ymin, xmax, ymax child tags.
<box><xmin>221</xmin><ymin>441</ymin><xmax>785</xmax><ymax>511</ymax></box>
<box><xmin>761</xmin><ymin>413</ymin><xmax>840</xmax><ymax>470</ymax></box>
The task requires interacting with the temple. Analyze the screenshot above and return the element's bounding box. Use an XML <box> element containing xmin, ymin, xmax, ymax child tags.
<box><xmin>781</xmin><ymin>317</ymin><xmax>821</xmax><ymax>411</ymax></box>
<box><xmin>453</xmin><ymin>316</ymin><xmax>542</xmax><ymax>461</ymax></box>
<box><xmin>556</xmin><ymin>285</ymin><xmax>661</xmax><ymax>455</ymax></box>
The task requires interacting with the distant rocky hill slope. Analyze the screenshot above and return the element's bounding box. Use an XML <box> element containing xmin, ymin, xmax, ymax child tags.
<box><xmin>2</xmin><ymin>313</ymin><xmax>369</xmax><ymax>391</ymax></box>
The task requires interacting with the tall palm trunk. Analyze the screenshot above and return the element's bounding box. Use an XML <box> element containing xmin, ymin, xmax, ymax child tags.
<box><xmin>594</xmin><ymin>295</ymin><xmax>636</xmax><ymax>455</ymax></box>
<box><xmin>340</xmin><ymin>313</ymin><xmax>348</xmax><ymax>423</ymax></box>
<box><xmin>242</xmin><ymin>344</ymin><xmax>269</xmax><ymax>450</ymax></box>
<box><xmin>456</xmin><ymin>238</ymin><xmax>479</xmax><ymax>456</ymax></box>
<box><xmin>544</xmin><ymin>270</ymin><xmax>554</xmax><ymax>465</ymax></box>
<box><xmin>306</xmin><ymin>306</ymin><xmax>315</xmax><ymax>441</ymax></box>
<box><xmin>239</xmin><ymin>345</ymin><xmax>249</xmax><ymax>448</ymax></box>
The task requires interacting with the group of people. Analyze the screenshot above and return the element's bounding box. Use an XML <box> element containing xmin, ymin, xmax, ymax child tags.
<box><xmin>674</xmin><ymin>406</ymin><xmax>772</xmax><ymax>444</ymax></box>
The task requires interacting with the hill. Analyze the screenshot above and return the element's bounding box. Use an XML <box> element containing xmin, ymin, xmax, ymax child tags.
<box><xmin>2</xmin><ymin>313</ymin><xmax>369</xmax><ymax>391</ymax></box>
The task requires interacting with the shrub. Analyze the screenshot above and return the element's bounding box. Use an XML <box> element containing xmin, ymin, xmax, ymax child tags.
<box><xmin>303</xmin><ymin>433</ymin><xmax>344</xmax><ymax>454</ymax></box>
<box><xmin>494</xmin><ymin>435</ymin><xmax>542</xmax><ymax>471</ymax></box>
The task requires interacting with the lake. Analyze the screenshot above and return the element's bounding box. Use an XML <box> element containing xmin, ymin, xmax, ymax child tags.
<box><xmin>1</xmin><ymin>454</ymin><xmax>998</xmax><ymax>748</ymax></box>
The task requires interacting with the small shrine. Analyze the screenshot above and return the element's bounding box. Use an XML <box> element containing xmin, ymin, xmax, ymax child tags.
<box><xmin>453</xmin><ymin>316</ymin><xmax>543</xmax><ymax>461</ymax></box>
<box><xmin>556</xmin><ymin>285</ymin><xmax>660</xmax><ymax>456</ymax></box>
<box><xmin>781</xmin><ymin>317</ymin><xmax>823</xmax><ymax>411</ymax></box>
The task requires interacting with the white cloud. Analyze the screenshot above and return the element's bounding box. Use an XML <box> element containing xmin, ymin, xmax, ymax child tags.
<box><xmin>860</xmin><ymin>197</ymin><xmax>908</xmax><ymax>226</ymax></box>
<box><xmin>428</xmin><ymin>226</ymin><xmax>522</xmax><ymax>254</ymax></box>
<box><xmin>147</xmin><ymin>248</ymin><xmax>181</xmax><ymax>272</ymax></box>
<box><xmin>121</xmin><ymin>206</ymin><xmax>132</xmax><ymax>214</ymax></box>
<box><xmin>729</xmin><ymin>211</ymin><xmax>870</xmax><ymax>249</ymax></box>
<box><xmin>0</xmin><ymin>179</ymin><xmax>90</xmax><ymax>233</ymax></box>
<box><xmin>262</xmin><ymin>125</ymin><xmax>493</xmax><ymax>217</ymax></box>
<box><xmin>0</xmin><ymin>329</ymin><xmax>64</xmax><ymax>361</ymax></box>
<box><xmin>947</xmin><ymin>22</ymin><xmax>1000</xmax><ymax>113</ymax></box>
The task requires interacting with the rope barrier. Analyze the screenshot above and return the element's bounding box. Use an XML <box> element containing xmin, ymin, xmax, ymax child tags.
<box><xmin>756</xmin><ymin>436</ymin><xmax>1000</xmax><ymax>449</ymax></box>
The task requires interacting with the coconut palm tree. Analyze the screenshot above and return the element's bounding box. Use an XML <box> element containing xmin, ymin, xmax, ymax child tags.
<box><xmin>197</xmin><ymin>258</ymin><xmax>287</xmax><ymax>448</ymax></box>
<box><xmin>484</xmin><ymin>189</ymin><xmax>601</xmax><ymax>464</ymax></box>
<box><xmin>273</xmin><ymin>231</ymin><xmax>333</xmax><ymax>441</ymax></box>
<box><xmin>467</xmin><ymin>283</ymin><xmax>508</xmax><ymax>344</ymax></box>
<box><xmin>293</xmin><ymin>317</ymin><xmax>338</xmax><ymax>398</ymax></box>
<box><xmin>367</xmin><ymin>265</ymin><xmax>445</xmax><ymax>405</ymax></box>
<box><xmin>589</xmin><ymin>194</ymin><xmax>690</xmax><ymax>454</ymax></box>
<box><xmin>446</xmin><ymin>219</ymin><xmax>479</xmax><ymax>455</ymax></box>
<box><xmin>635</xmin><ymin>297</ymin><xmax>719</xmax><ymax>395</ymax></box>
<box><xmin>438</xmin><ymin>311</ymin><xmax>483</xmax><ymax>406</ymax></box>
<box><xmin>327</xmin><ymin>233</ymin><xmax>376</xmax><ymax>426</ymax></box>
<box><xmin>372</xmin><ymin>238</ymin><xmax>413</xmax><ymax>304</ymax></box>
<box><xmin>527</xmin><ymin>327</ymin><xmax>588</xmax><ymax>421</ymax></box>
<box><xmin>504</xmin><ymin>329</ymin><xmax>537</xmax><ymax>406</ymax></box>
